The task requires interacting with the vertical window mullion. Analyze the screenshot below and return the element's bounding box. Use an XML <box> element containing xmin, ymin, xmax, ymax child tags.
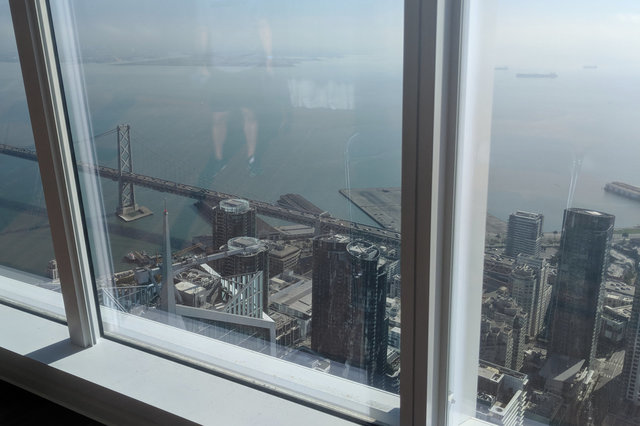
<box><xmin>9</xmin><ymin>0</ymin><xmax>99</xmax><ymax>347</ymax></box>
<box><xmin>401</xmin><ymin>0</ymin><xmax>466</xmax><ymax>424</ymax></box>
<box><xmin>400</xmin><ymin>0</ymin><xmax>423</xmax><ymax>423</ymax></box>
<box><xmin>446</xmin><ymin>1</ymin><xmax>496</xmax><ymax>425</ymax></box>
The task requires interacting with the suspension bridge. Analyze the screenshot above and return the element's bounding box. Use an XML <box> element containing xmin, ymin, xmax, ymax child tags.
<box><xmin>0</xmin><ymin>125</ymin><xmax>400</xmax><ymax>246</ymax></box>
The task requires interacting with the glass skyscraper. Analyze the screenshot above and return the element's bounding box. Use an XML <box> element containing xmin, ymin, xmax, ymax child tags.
<box><xmin>311</xmin><ymin>235</ymin><xmax>388</xmax><ymax>387</ymax></box>
<box><xmin>549</xmin><ymin>208</ymin><xmax>614</xmax><ymax>366</ymax></box>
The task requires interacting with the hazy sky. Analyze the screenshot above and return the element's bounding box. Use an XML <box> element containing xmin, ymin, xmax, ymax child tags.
<box><xmin>58</xmin><ymin>0</ymin><xmax>403</xmax><ymax>59</ymax></box>
<box><xmin>1</xmin><ymin>1</ymin><xmax>640</xmax><ymax>68</ymax></box>
<box><xmin>494</xmin><ymin>0</ymin><xmax>640</xmax><ymax>70</ymax></box>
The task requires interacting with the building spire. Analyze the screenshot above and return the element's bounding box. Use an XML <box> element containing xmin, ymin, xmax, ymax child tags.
<box><xmin>160</xmin><ymin>201</ymin><xmax>175</xmax><ymax>314</ymax></box>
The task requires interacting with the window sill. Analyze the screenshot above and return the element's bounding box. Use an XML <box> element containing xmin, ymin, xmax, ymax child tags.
<box><xmin>0</xmin><ymin>273</ymin><xmax>397</xmax><ymax>425</ymax></box>
<box><xmin>0</xmin><ymin>301</ymin><xmax>365</xmax><ymax>425</ymax></box>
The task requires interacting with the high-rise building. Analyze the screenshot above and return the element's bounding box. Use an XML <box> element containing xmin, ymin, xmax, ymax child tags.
<box><xmin>311</xmin><ymin>235</ymin><xmax>388</xmax><ymax>387</ymax></box>
<box><xmin>212</xmin><ymin>199</ymin><xmax>256</xmax><ymax>250</ymax></box>
<box><xmin>480</xmin><ymin>289</ymin><xmax>528</xmax><ymax>371</ymax></box>
<box><xmin>311</xmin><ymin>234</ymin><xmax>350</xmax><ymax>360</ymax></box>
<box><xmin>512</xmin><ymin>255</ymin><xmax>550</xmax><ymax>337</ymax></box>
<box><xmin>221</xmin><ymin>236</ymin><xmax>269</xmax><ymax>311</ymax></box>
<box><xmin>505</xmin><ymin>210</ymin><xmax>544</xmax><ymax>258</ymax></box>
<box><xmin>622</xmin><ymin>263</ymin><xmax>640</xmax><ymax>404</ymax></box>
<box><xmin>549</xmin><ymin>208</ymin><xmax>614</xmax><ymax>366</ymax></box>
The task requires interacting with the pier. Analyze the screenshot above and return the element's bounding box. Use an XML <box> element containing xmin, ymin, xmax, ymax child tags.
<box><xmin>605</xmin><ymin>182</ymin><xmax>640</xmax><ymax>202</ymax></box>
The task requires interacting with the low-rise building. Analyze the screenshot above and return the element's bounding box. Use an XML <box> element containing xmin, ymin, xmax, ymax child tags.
<box><xmin>268</xmin><ymin>243</ymin><xmax>301</xmax><ymax>276</ymax></box>
<box><xmin>270</xmin><ymin>274</ymin><xmax>312</xmax><ymax>338</ymax></box>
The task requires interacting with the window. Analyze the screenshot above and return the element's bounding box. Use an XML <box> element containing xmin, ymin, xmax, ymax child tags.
<box><xmin>0</xmin><ymin>1</ymin><xmax>63</xmax><ymax>320</ymax></box>
<box><xmin>468</xmin><ymin>1</ymin><xmax>640</xmax><ymax>425</ymax></box>
<box><xmin>47</xmin><ymin>0</ymin><xmax>405</xmax><ymax>421</ymax></box>
<box><xmin>2</xmin><ymin>0</ymin><xmax>573</xmax><ymax>425</ymax></box>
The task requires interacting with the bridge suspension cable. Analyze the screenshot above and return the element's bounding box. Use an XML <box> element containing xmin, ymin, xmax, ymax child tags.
<box><xmin>93</xmin><ymin>127</ymin><xmax>118</xmax><ymax>140</ymax></box>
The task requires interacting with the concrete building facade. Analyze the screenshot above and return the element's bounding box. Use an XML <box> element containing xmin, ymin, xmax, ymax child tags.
<box><xmin>505</xmin><ymin>210</ymin><xmax>544</xmax><ymax>258</ymax></box>
<box><xmin>268</xmin><ymin>243</ymin><xmax>301</xmax><ymax>276</ymax></box>
<box><xmin>512</xmin><ymin>255</ymin><xmax>550</xmax><ymax>337</ymax></box>
<box><xmin>480</xmin><ymin>289</ymin><xmax>528</xmax><ymax>371</ymax></box>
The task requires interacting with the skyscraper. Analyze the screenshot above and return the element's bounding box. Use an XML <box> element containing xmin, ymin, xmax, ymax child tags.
<box><xmin>505</xmin><ymin>211</ymin><xmax>544</xmax><ymax>258</ymax></box>
<box><xmin>511</xmin><ymin>255</ymin><xmax>550</xmax><ymax>337</ymax></box>
<box><xmin>549</xmin><ymin>208</ymin><xmax>614</xmax><ymax>366</ymax></box>
<box><xmin>221</xmin><ymin>236</ymin><xmax>270</xmax><ymax>311</ymax></box>
<box><xmin>311</xmin><ymin>235</ymin><xmax>388</xmax><ymax>387</ymax></box>
<box><xmin>622</xmin><ymin>263</ymin><xmax>640</xmax><ymax>404</ymax></box>
<box><xmin>480</xmin><ymin>289</ymin><xmax>528</xmax><ymax>371</ymax></box>
<box><xmin>213</xmin><ymin>199</ymin><xmax>256</xmax><ymax>250</ymax></box>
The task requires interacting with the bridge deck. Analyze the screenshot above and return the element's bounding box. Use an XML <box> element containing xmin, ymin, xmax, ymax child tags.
<box><xmin>0</xmin><ymin>144</ymin><xmax>400</xmax><ymax>245</ymax></box>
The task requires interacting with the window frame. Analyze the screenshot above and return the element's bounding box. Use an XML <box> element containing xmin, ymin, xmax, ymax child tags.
<box><xmin>8</xmin><ymin>0</ymin><xmax>99</xmax><ymax>347</ymax></box>
<box><xmin>1</xmin><ymin>0</ymin><xmax>489</xmax><ymax>424</ymax></box>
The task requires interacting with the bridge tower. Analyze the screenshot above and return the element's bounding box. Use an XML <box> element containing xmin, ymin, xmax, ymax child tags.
<box><xmin>116</xmin><ymin>124</ymin><xmax>152</xmax><ymax>221</ymax></box>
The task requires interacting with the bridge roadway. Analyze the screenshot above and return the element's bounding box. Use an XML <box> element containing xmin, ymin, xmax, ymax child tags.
<box><xmin>0</xmin><ymin>144</ymin><xmax>400</xmax><ymax>245</ymax></box>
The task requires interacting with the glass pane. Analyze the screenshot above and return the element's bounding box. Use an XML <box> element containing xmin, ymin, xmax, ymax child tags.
<box><xmin>0</xmin><ymin>4</ymin><xmax>63</xmax><ymax>318</ymax></box>
<box><xmin>473</xmin><ymin>1</ymin><xmax>640</xmax><ymax>424</ymax></box>
<box><xmin>51</xmin><ymin>0</ymin><xmax>402</xmax><ymax>419</ymax></box>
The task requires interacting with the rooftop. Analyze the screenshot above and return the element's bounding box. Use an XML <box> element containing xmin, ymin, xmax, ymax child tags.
<box><xmin>270</xmin><ymin>279</ymin><xmax>313</xmax><ymax>316</ymax></box>
<box><xmin>347</xmin><ymin>241</ymin><xmax>379</xmax><ymax>260</ymax></box>
<box><xmin>320</xmin><ymin>234</ymin><xmax>351</xmax><ymax>244</ymax></box>
<box><xmin>276</xmin><ymin>225</ymin><xmax>315</xmax><ymax>237</ymax></box>
<box><xmin>219</xmin><ymin>198</ymin><xmax>251</xmax><ymax>214</ymax></box>
<box><xmin>227</xmin><ymin>236</ymin><xmax>268</xmax><ymax>254</ymax></box>
<box><xmin>478</xmin><ymin>365</ymin><xmax>503</xmax><ymax>383</ymax></box>
<box><xmin>567</xmin><ymin>207</ymin><xmax>615</xmax><ymax>219</ymax></box>
<box><xmin>269</xmin><ymin>244</ymin><xmax>301</xmax><ymax>258</ymax></box>
<box><xmin>513</xmin><ymin>210</ymin><xmax>543</xmax><ymax>219</ymax></box>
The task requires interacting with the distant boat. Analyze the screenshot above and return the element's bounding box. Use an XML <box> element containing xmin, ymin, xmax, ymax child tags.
<box><xmin>516</xmin><ymin>72</ymin><xmax>558</xmax><ymax>79</ymax></box>
<box><xmin>583</xmin><ymin>65</ymin><xmax>598</xmax><ymax>69</ymax></box>
<box><xmin>494</xmin><ymin>66</ymin><xmax>508</xmax><ymax>71</ymax></box>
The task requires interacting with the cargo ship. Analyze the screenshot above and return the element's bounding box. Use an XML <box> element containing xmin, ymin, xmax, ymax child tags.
<box><xmin>516</xmin><ymin>72</ymin><xmax>558</xmax><ymax>79</ymax></box>
<box><xmin>604</xmin><ymin>182</ymin><xmax>640</xmax><ymax>202</ymax></box>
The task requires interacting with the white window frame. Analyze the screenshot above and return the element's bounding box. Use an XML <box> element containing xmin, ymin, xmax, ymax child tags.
<box><xmin>1</xmin><ymin>0</ymin><xmax>496</xmax><ymax>424</ymax></box>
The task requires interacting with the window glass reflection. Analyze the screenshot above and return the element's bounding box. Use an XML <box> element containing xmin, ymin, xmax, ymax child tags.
<box><xmin>477</xmin><ymin>1</ymin><xmax>640</xmax><ymax>424</ymax></box>
<box><xmin>52</xmin><ymin>0</ymin><xmax>403</xmax><ymax>407</ymax></box>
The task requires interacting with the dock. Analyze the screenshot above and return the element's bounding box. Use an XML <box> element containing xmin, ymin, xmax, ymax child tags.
<box><xmin>340</xmin><ymin>187</ymin><xmax>401</xmax><ymax>232</ymax></box>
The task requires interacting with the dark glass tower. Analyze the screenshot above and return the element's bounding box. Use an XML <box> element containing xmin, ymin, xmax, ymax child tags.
<box><xmin>213</xmin><ymin>199</ymin><xmax>256</xmax><ymax>250</ymax></box>
<box><xmin>311</xmin><ymin>235</ymin><xmax>388</xmax><ymax>387</ymax></box>
<box><xmin>549</xmin><ymin>208</ymin><xmax>614</xmax><ymax>366</ymax></box>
